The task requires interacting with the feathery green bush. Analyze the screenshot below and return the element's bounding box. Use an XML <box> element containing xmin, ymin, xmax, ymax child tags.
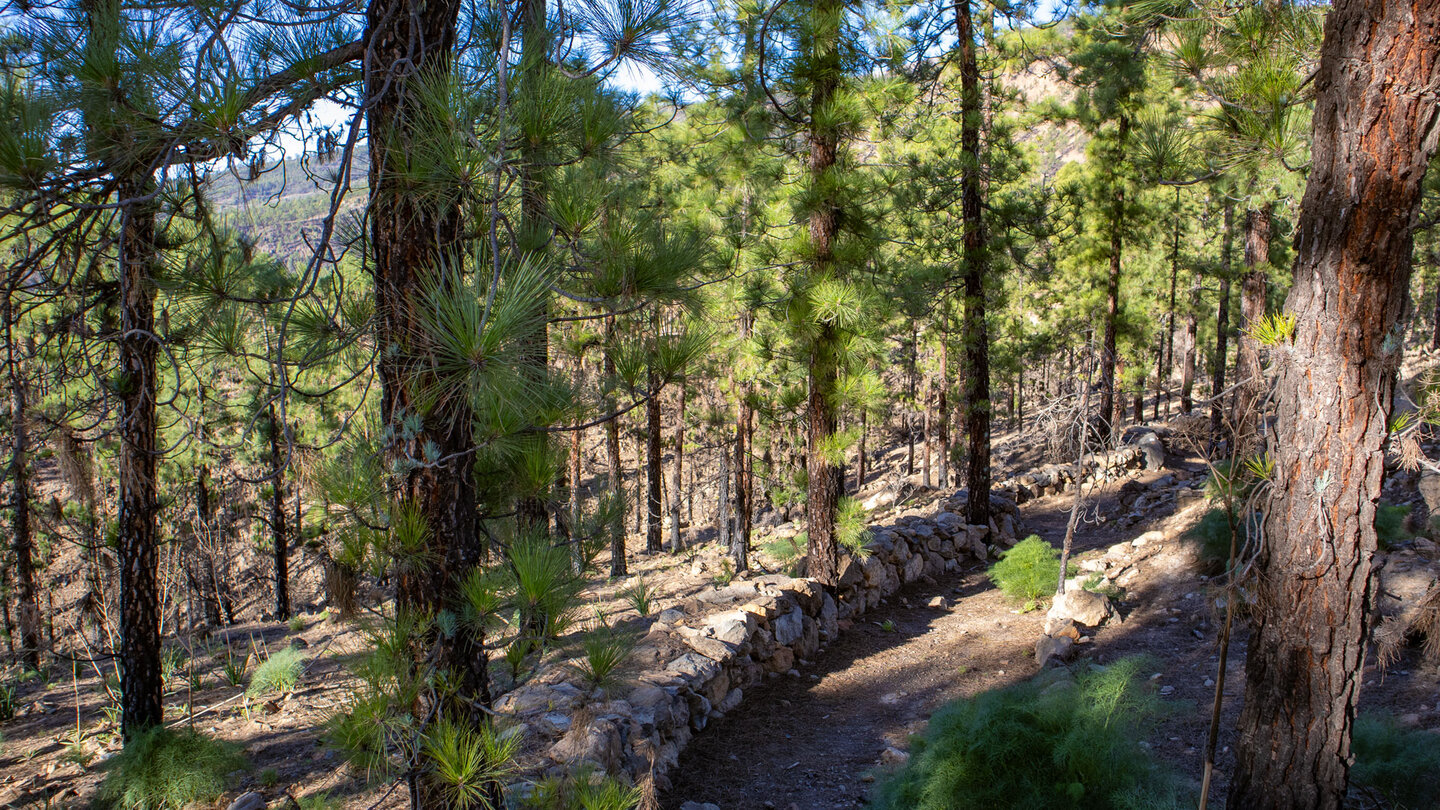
<box><xmin>987</xmin><ymin>535</ymin><xmax>1070</xmax><ymax>607</ymax></box>
<box><xmin>247</xmin><ymin>646</ymin><xmax>305</xmax><ymax>697</ymax></box>
<box><xmin>1350</xmin><ymin>711</ymin><xmax>1440</xmax><ymax>809</ymax></box>
<box><xmin>872</xmin><ymin>658</ymin><xmax>1187</xmax><ymax>810</ymax></box>
<box><xmin>96</xmin><ymin>727</ymin><xmax>246</xmax><ymax>809</ymax></box>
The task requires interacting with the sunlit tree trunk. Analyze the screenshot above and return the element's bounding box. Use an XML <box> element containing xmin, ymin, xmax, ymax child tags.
<box><xmin>1229</xmin><ymin>2</ymin><xmax>1440</xmax><ymax>806</ymax></box>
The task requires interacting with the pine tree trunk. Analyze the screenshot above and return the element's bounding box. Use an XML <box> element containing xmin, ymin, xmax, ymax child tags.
<box><xmin>803</xmin><ymin>0</ymin><xmax>844</xmax><ymax>587</ymax></box>
<box><xmin>1234</xmin><ymin>204</ymin><xmax>1272</xmax><ymax>452</ymax></box>
<box><xmin>938</xmin><ymin>324</ymin><xmax>950</xmax><ymax>489</ymax></box>
<box><xmin>116</xmin><ymin>174</ymin><xmax>162</xmax><ymax>739</ymax></box>
<box><xmin>604</xmin><ymin>319</ymin><xmax>626</xmax><ymax>577</ymax></box>
<box><xmin>365</xmin><ymin>3</ymin><xmax>494</xmax><ymax>802</ymax></box>
<box><xmin>669</xmin><ymin>380</ymin><xmax>685</xmax><ymax>551</ymax></box>
<box><xmin>1097</xmin><ymin>114</ymin><xmax>1130</xmax><ymax>444</ymax></box>
<box><xmin>1163</xmin><ymin>187</ymin><xmax>1181</xmax><ymax>419</ymax></box>
<box><xmin>1181</xmin><ymin>267</ymin><xmax>1200</xmax><ymax>413</ymax></box>
<box><xmin>921</xmin><ymin>371</ymin><xmax>932</xmax><ymax>488</ymax></box>
<box><xmin>857</xmin><ymin>410</ymin><xmax>867</xmax><ymax>491</ymax></box>
<box><xmin>1229</xmin><ymin>3</ymin><xmax>1440</xmax><ymax>806</ymax></box>
<box><xmin>4</xmin><ymin>294</ymin><xmax>40</xmax><ymax>672</ymax></box>
<box><xmin>717</xmin><ymin>445</ymin><xmax>731</xmax><ymax>550</ymax></box>
<box><xmin>646</xmin><ymin>359</ymin><xmax>664</xmax><ymax>554</ymax></box>
<box><xmin>267</xmin><ymin>405</ymin><xmax>290</xmax><ymax>621</ymax></box>
<box><xmin>1211</xmin><ymin>203</ymin><xmax>1235</xmax><ymax>444</ymax></box>
<box><xmin>959</xmin><ymin>0</ymin><xmax>990</xmax><ymax>527</ymax></box>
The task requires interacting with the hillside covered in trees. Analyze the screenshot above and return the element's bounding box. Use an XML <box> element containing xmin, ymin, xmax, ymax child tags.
<box><xmin>0</xmin><ymin>0</ymin><xmax>1437</xmax><ymax>808</ymax></box>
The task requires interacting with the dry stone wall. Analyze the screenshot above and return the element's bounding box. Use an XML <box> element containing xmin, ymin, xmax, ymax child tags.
<box><xmin>498</xmin><ymin>493</ymin><xmax>1023</xmax><ymax>794</ymax></box>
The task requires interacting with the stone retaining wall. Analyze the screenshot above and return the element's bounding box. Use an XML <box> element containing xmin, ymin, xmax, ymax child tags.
<box><xmin>995</xmin><ymin>445</ymin><xmax>1148</xmax><ymax>505</ymax></box>
<box><xmin>498</xmin><ymin>493</ymin><xmax>1022</xmax><ymax>795</ymax></box>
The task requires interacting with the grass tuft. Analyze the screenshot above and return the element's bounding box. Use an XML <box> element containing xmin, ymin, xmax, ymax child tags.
<box><xmin>872</xmin><ymin>657</ymin><xmax>1187</xmax><ymax>810</ymax></box>
<box><xmin>987</xmin><ymin>536</ymin><xmax>1071</xmax><ymax>607</ymax></box>
<box><xmin>247</xmin><ymin>646</ymin><xmax>305</xmax><ymax>697</ymax></box>
<box><xmin>96</xmin><ymin>726</ymin><xmax>246</xmax><ymax>809</ymax></box>
<box><xmin>1351</xmin><ymin>711</ymin><xmax>1440</xmax><ymax>809</ymax></box>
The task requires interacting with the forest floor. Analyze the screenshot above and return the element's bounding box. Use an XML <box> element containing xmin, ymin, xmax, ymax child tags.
<box><xmin>658</xmin><ymin>449</ymin><xmax>1440</xmax><ymax>810</ymax></box>
<box><xmin>1</xmin><ymin>424</ymin><xmax>1438</xmax><ymax>809</ymax></box>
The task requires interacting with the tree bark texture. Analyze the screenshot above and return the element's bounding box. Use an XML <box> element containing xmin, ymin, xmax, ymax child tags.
<box><xmin>4</xmin><ymin>294</ymin><xmax>41</xmax><ymax>671</ymax></box>
<box><xmin>1097</xmin><ymin>114</ymin><xmax>1130</xmax><ymax>445</ymax></box>
<box><xmin>1211</xmin><ymin>203</ymin><xmax>1235</xmax><ymax>445</ymax></box>
<box><xmin>958</xmin><ymin>0</ymin><xmax>991</xmax><ymax>527</ymax></box>
<box><xmin>267</xmin><ymin>405</ymin><xmax>290</xmax><ymax>621</ymax></box>
<box><xmin>1235</xmin><ymin>204</ymin><xmax>1272</xmax><ymax>453</ymax></box>
<box><xmin>1229</xmin><ymin>3</ymin><xmax>1440</xmax><ymax>807</ymax></box>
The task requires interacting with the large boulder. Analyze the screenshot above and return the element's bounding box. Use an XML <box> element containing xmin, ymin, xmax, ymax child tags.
<box><xmin>1035</xmin><ymin>634</ymin><xmax>1076</xmax><ymax>668</ymax></box>
<box><xmin>1047</xmin><ymin>588</ymin><xmax>1114</xmax><ymax>629</ymax></box>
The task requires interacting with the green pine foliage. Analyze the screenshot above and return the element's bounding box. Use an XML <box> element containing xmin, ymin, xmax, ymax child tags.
<box><xmin>96</xmin><ymin>727</ymin><xmax>246</xmax><ymax>810</ymax></box>
<box><xmin>988</xmin><ymin>536</ymin><xmax>1071</xmax><ymax>606</ymax></box>
<box><xmin>872</xmin><ymin>658</ymin><xmax>1188</xmax><ymax>810</ymax></box>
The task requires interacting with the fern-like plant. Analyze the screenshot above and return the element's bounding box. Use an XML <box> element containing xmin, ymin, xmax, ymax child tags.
<box><xmin>987</xmin><ymin>536</ymin><xmax>1071</xmax><ymax>608</ymax></box>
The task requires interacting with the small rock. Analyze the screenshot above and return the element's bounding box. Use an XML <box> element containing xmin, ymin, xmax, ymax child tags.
<box><xmin>1159</xmin><ymin>685</ymin><xmax>1175</xmax><ymax>696</ymax></box>
<box><xmin>1047</xmin><ymin>588</ymin><xmax>1114</xmax><ymax>629</ymax></box>
<box><xmin>680</xmin><ymin>803</ymin><xmax>721</xmax><ymax>810</ymax></box>
<box><xmin>927</xmin><ymin>595</ymin><xmax>949</xmax><ymax>609</ymax></box>
<box><xmin>1035</xmin><ymin>634</ymin><xmax>1075</xmax><ymax>668</ymax></box>
<box><xmin>227</xmin><ymin>793</ymin><xmax>267</xmax><ymax>810</ymax></box>
<box><xmin>880</xmin><ymin>746</ymin><xmax>911</xmax><ymax>766</ymax></box>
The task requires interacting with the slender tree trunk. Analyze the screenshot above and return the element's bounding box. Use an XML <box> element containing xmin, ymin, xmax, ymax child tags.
<box><xmin>1211</xmin><ymin>202</ymin><xmax>1235</xmax><ymax>445</ymax></box>
<box><xmin>1229</xmin><ymin>4</ymin><xmax>1440</xmax><ymax>806</ymax></box>
<box><xmin>4</xmin><ymin>294</ymin><xmax>40</xmax><ymax>671</ymax></box>
<box><xmin>669</xmin><ymin>380</ymin><xmax>685</xmax><ymax>552</ymax></box>
<box><xmin>1097</xmin><ymin>114</ymin><xmax>1130</xmax><ymax>444</ymax></box>
<box><xmin>959</xmin><ymin>0</ymin><xmax>991</xmax><ymax>527</ymax></box>
<box><xmin>646</xmin><ymin>344</ymin><xmax>664</xmax><ymax>554</ymax></box>
<box><xmin>1163</xmin><ymin>187</ymin><xmax>1181</xmax><ymax>419</ymax></box>
<box><xmin>906</xmin><ymin>323</ymin><xmax>917</xmax><ymax>476</ymax></box>
<box><xmin>604</xmin><ymin>319</ymin><xmax>625</xmax><ymax>577</ymax></box>
<box><xmin>938</xmin><ymin>322</ymin><xmax>950</xmax><ymax>488</ymax></box>
<box><xmin>717</xmin><ymin>444</ymin><xmax>731</xmax><ymax>550</ymax></box>
<box><xmin>734</xmin><ymin>312</ymin><xmax>752</xmax><ymax>571</ymax></box>
<box><xmin>266</xmin><ymin>405</ymin><xmax>290</xmax><ymax>621</ymax></box>
<box><xmin>1234</xmin><ymin>204</ymin><xmax>1272</xmax><ymax>452</ymax></box>
<box><xmin>803</xmin><ymin>0</ymin><xmax>844</xmax><ymax>587</ymax></box>
<box><xmin>856</xmin><ymin>410</ymin><xmax>867</xmax><ymax>492</ymax></box>
<box><xmin>1181</xmin><ymin>265</ymin><xmax>1200</xmax><ymax>413</ymax></box>
<box><xmin>921</xmin><ymin>371</ymin><xmax>932</xmax><ymax>488</ymax></box>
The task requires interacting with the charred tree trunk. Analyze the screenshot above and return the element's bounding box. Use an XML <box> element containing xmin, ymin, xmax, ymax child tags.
<box><xmin>921</xmin><ymin>371</ymin><xmax>932</xmax><ymax>488</ymax></box>
<box><xmin>938</xmin><ymin>323</ymin><xmax>950</xmax><ymax>488</ymax></box>
<box><xmin>1097</xmin><ymin>114</ymin><xmax>1130</xmax><ymax>444</ymax></box>
<box><xmin>1181</xmin><ymin>265</ymin><xmax>1200</xmax><ymax>413</ymax></box>
<box><xmin>1234</xmin><ymin>204</ymin><xmax>1272</xmax><ymax>452</ymax></box>
<box><xmin>266</xmin><ymin>405</ymin><xmax>290</xmax><ymax>621</ymax></box>
<box><xmin>1229</xmin><ymin>3</ymin><xmax>1440</xmax><ymax>807</ymax></box>
<box><xmin>959</xmin><ymin>0</ymin><xmax>991</xmax><ymax>527</ymax></box>
<box><xmin>365</xmin><ymin>2</ymin><xmax>495</xmax><ymax>804</ymax></box>
<box><xmin>803</xmin><ymin>0</ymin><xmax>844</xmax><ymax>587</ymax></box>
<box><xmin>1163</xmin><ymin>187</ymin><xmax>1181</xmax><ymax>419</ymax></box>
<box><xmin>604</xmin><ymin>318</ymin><xmax>625</xmax><ymax>577</ymax></box>
<box><xmin>646</xmin><ymin>350</ymin><xmax>664</xmax><ymax>554</ymax></box>
<box><xmin>669</xmin><ymin>380</ymin><xmax>685</xmax><ymax>551</ymax></box>
<box><xmin>4</xmin><ymin>294</ymin><xmax>40</xmax><ymax>671</ymax></box>
<box><xmin>1211</xmin><ymin>203</ymin><xmax>1235</xmax><ymax>445</ymax></box>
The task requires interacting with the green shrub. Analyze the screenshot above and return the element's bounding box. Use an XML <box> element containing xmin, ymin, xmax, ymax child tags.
<box><xmin>571</xmin><ymin>619</ymin><xmax>637</xmax><ymax>689</ymax></box>
<box><xmin>223</xmin><ymin>649</ymin><xmax>250</xmax><ymax>687</ymax></box>
<box><xmin>519</xmin><ymin>765</ymin><xmax>641</xmax><ymax>809</ymax></box>
<box><xmin>618</xmin><ymin>578</ymin><xmax>656</xmax><ymax>617</ymax></box>
<box><xmin>872</xmin><ymin>657</ymin><xmax>1187</xmax><ymax>810</ymax></box>
<box><xmin>987</xmin><ymin>536</ymin><xmax>1070</xmax><ymax>608</ymax></box>
<box><xmin>288</xmin><ymin>614</ymin><xmax>307</xmax><ymax>633</ymax></box>
<box><xmin>247</xmin><ymin>646</ymin><xmax>305</xmax><ymax>697</ymax></box>
<box><xmin>1350</xmin><ymin>712</ymin><xmax>1440</xmax><ymax>809</ymax></box>
<box><xmin>1374</xmin><ymin>503</ymin><xmax>1412</xmax><ymax>551</ymax></box>
<box><xmin>96</xmin><ymin>727</ymin><xmax>246</xmax><ymax>809</ymax></box>
<box><xmin>0</xmin><ymin>680</ymin><xmax>15</xmax><ymax>721</ymax></box>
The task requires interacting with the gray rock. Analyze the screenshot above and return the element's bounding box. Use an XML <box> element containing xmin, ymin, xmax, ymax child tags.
<box><xmin>656</xmin><ymin>608</ymin><xmax>686</xmax><ymax>625</ymax></box>
<box><xmin>680</xmin><ymin>803</ymin><xmax>722</xmax><ymax>810</ymax></box>
<box><xmin>667</xmin><ymin>653</ymin><xmax>721</xmax><ymax>684</ymax></box>
<box><xmin>705</xmin><ymin>610</ymin><xmax>754</xmax><ymax>645</ymax></box>
<box><xmin>1048</xmin><ymin>588</ymin><xmax>1114</xmax><ymax>628</ymax></box>
<box><xmin>880</xmin><ymin>746</ymin><xmax>911</xmax><ymax>766</ymax></box>
<box><xmin>774</xmin><ymin>607</ymin><xmax>804</xmax><ymax>646</ymax></box>
<box><xmin>1133</xmin><ymin>431</ymin><xmax>1166</xmax><ymax>469</ymax></box>
<box><xmin>1421</xmin><ymin>471</ymin><xmax>1440</xmax><ymax>514</ymax></box>
<box><xmin>1035</xmin><ymin>634</ymin><xmax>1076</xmax><ymax>668</ymax></box>
<box><xmin>227</xmin><ymin>793</ymin><xmax>266</xmax><ymax>810</ymax></box>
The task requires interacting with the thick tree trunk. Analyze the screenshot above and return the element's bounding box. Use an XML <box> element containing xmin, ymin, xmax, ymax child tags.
<box><xmin>1211</xmin><ymin>203</ymin><xmax>1235</xmax><ymax>445</ymax></box>
<box><xmin>1229</xmin><ymin>3</ymin><xmax>1440</xmax><ymax>807</ymax></box>
<box><xmin>4</xmin><ymin>295</ymin><xmax>40</xmax><ymax>671</ymax></box>
<box><xmin>365</xmin><ymin>1</ymin><xmax>495</xmax><ymax>804</ymax></box>
<box><xmin>116</xmin><ymin>175</ymin><xmax>162</xmax><ymax>739</ymax></box>
<box><xmin>803</xmin><ymin>0</ymin><xmax>844</xmax><ymax>587</ymax></box>
<box><xmin>959</xmin><ymin>0</ymin><xmax>990</xmax><ymax>527</ymax></box>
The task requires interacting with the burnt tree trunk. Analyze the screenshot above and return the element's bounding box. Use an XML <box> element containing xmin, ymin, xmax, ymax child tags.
<box><xmin>646</xmin><ymin>341</ymin><xmax>664</xmax><ymax>554</ymax></box>
<box><xmin>1181</xmin><ymin>265</ymin><xmax>1200</xmax><ymax>413</ymax></box>
<box><xmin>604</xmin><ymin>317</ymin><xmax>625</xmax><ymax>577</ymax></box>
<box><xmin>266</xmin><ymin>405</ymin><xmax>290</xmax><ymax>621</ymax></box>
<box><xmin>1097</xmin><ymin>114</ymin><xmax>1130</xmax><ymax>444</ymax></box>
<box><xmin>365</xmin><ymin>1</ymin><xmax>496</xmax><ymax>805</ymax></box>
<box><xmin>959</xmin><ymin>0</ymin><xmax>991</xmax><ymax>527</ymax></box>
<box><xmin>669</xmin><ymin>380</ymin><xmax>685</xmax><ymax>551</ymax></box>
<box><xmin>4</xmin><ymin>293</ymin><xmax>40</xmax><ymax>671</ymax></box>
<box><xmin>1211</xmin><ymin>202</ymin><xmax>1235</xmax><ymax>445</ymax></box>
<box><xmin>937</xmin><ymin>321</ymin><xmax>950</xmax><ymax>488</ymax></box>
<box><xmin>1228</xmin><ymin>2</ymin><xmax>1440</xmax><ymax>807</ymax></box>
<box><xmin>1234</xmin><ymin>204</ymin><xmax>1272</xmax><ymax>452</ymax></box>
<box><xmin>803</xmin><ymin>0</ymin><xmax>844</xmax><ymax>587</ymax></box>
